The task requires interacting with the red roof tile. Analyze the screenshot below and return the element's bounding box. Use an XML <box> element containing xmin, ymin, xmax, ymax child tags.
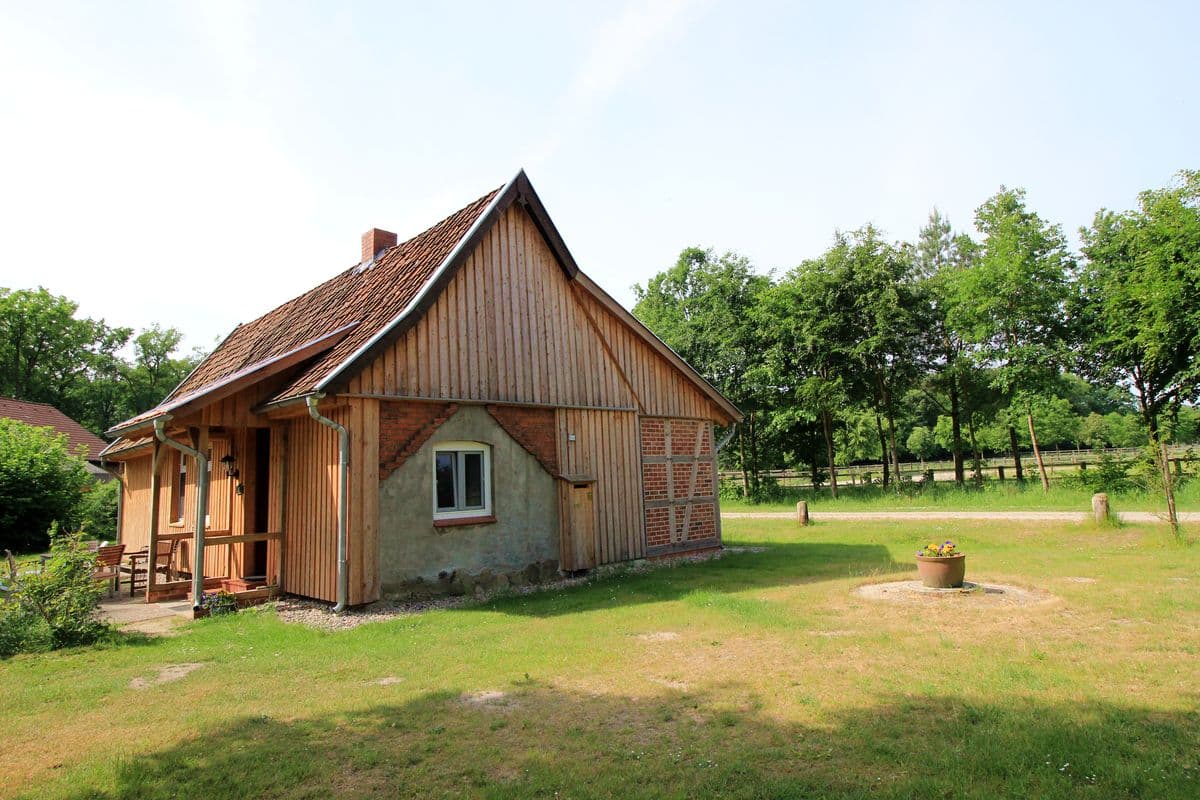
<box><xmin>0</xmin><ymin>397</ymin><xmax>108</xmax><ymax>460</ymax></box>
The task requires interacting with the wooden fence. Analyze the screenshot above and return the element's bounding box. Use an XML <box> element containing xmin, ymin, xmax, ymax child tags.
<box><xmin>720</xmin><ymin>445</ymin><xmax>1198</xmax><ymax>489</ymax></box>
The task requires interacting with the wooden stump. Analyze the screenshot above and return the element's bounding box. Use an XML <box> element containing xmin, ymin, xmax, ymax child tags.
<box><xmin>796</xmin><ymin>501</ymin><xmax>809</xmax><ymax>527</ymax></box>
<box><xmin>1092</xmin><ymin>493</ymin><xmax>1109</xmax><ymax>523</ymax></box>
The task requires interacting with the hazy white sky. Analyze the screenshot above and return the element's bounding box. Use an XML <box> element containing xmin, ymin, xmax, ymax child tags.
<box><xmin>1</xmin><ymin>1</ymin><xmax>1196</xmax><ymax>352</ymax></box>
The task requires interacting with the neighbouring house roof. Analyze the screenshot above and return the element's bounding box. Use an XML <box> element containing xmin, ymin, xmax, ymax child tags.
<box><xmin>106</xmin><ymin>169</ymin><xmax>740</xmax><ymax>439</ymax></box>
<box><xmin>0</xmin><ymin>396</ymin><xmax>108</xmax><ymax>462</ymax></box>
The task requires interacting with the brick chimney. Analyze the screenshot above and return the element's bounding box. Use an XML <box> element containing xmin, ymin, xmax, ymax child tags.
<box><xmin>361</xmin><ymin>228</ymin><xmax>397</xmax><ymax>264</ymax></box>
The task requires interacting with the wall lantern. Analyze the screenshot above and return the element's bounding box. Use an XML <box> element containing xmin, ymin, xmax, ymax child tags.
<box><xmin>219</xmin><ymin>453</ymin><xmax>239</xmax><ymax>479</ymax></box>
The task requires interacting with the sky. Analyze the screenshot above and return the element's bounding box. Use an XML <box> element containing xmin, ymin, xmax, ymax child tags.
<box><xmin>1</xmin><ymin>0</ymin><xmax>1197</xmax><ymax>353</ymax></box>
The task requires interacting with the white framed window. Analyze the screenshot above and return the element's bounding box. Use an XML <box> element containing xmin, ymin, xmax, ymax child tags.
<box><xmin>432</xmin><ymin>442</ymin><xmax>491</xmax><ymax>519</ymax></box>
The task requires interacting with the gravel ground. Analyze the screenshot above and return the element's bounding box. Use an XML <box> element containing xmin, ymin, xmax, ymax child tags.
<box><xmin>272</xmin><ymin>546</ymin><xmax>754</xmax><ymax>630</ymax></box>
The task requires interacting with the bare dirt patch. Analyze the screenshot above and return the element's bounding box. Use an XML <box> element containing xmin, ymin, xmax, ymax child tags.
<box><xmin>636</xmin><ymin>631</ymin><xmax>680</xmax><ymax>642</ymax></box>
<box><xmin>459</xmin><ymin>690</ymin><xmax>516</xmax><ymax>710</ymax></box>
<box><xmin>1063</xmin><ymin>577</ymin><xmax>1099</xmax><ymax>584</ymax></box>
<box><xmin>372</xmin><ymin>676</ymin><xmax>404</xmax><ymax>686</ymax></box>
<box><xmin>853</xmin><ymin>580</ymin><xmax>1056</xmax><ymax>607</ymax></box>
<box><xmin>129</xmin><ymin>663</ymin><xmax>205</xmax><ymax>690</ymax></box>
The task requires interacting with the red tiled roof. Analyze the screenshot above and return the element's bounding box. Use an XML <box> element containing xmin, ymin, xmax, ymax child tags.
<box><xmin>107</xmin><ymin>186</ymin><xmax>500</xmax><ymax>435</ymax></box>
<box><xmin>172</xmin><ymin>187</ymin><xmax>500</xmax><ymax>404</ymax></box>
<box><xmin>0</xmin><ymin>397</ymin><xmax>108</xmax><ymax>460</ymax></box>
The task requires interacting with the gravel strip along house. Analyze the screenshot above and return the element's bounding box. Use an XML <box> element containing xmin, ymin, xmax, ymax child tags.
<box><xmin>102</xmin><ymin>171</ymin><xmax>740</xmax><ymax>610</ymax></box>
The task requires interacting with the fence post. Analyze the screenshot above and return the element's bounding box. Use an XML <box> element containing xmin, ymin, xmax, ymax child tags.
<box><xmin>997</xmin><ymin>466</ymin><xmax>1005</xmax><ymax>481</ymax></box>
<box><xmin>796</xmin><ymin>501</ymin><xmax>809</xmax><ymax>526</ymax></box>
<box><xmin>1092</xmin><ymin>493</ymin><xmax>1109</xmax><ymax>523</ymax></box>
<box><xmin>1173</xmin><ymin>458</ymin><xmax>1183</xmax><ymax>477</ymax></box>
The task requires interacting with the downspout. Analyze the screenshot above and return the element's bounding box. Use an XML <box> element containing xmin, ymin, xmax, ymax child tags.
<box><xmin>306</xmin><ymin>395</ymin><xmax>350</xmax><ymax>613</ymax></box>
<box><xmin>153</xmin><ymin>417</ymin><xmax>209</xmax><ymax>610</ymax></box>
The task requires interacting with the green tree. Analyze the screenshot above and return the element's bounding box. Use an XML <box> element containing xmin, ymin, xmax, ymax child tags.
<box><xmin>907</xmin><ymin>425</ymin><xmax>937</xmax><ymax>466</ymax></box>
<box><xmin>1076</xmin><ymin>170</ymin><xmax>1200</xmax><ymax>531</ymax></box>
<box><xmin>0</xmin><ymin>287</ymin><xmax>131</xmax><ymax>431</ymax></box>
<box><xmin>759</xmin><ymin>258</ymin><xmax>852</xmax><ymax>498</ymax></box>
<box><xmin>914</xmin><ymin>210</ymin><xmax>979</xmax><ymax>485</ymax></box>
<box><xmin>948</xmin><ymin>188</ymin><xmax>1074</xmax><ymax>492</ymax></box>
<box><xmin>838</xmin><ymin>226</ymin><xmax>921</xmax><ymax>488</ymax></box>
<box><xmin>124</xmin><ymin>325</ymin><xmax>202</xmax><ymax>416</ymax></box>
<box><xmin>0</xmin><ymin>419</ymin><xmax>90</xmax><ymax>553</ymax></box>
<box><xmin>634</xmin><ymin>248</ymin><xmax>772</xmax><ymax>495</ymax></box>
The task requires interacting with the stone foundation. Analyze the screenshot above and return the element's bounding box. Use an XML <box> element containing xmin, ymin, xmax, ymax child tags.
<box><xmin>384</xmin><ymin>558</ymin><xmax>561</xmax><ymax>600</ymax></box>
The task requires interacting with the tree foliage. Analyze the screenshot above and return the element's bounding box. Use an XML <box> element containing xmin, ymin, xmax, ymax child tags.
<box><xmin>0</xmin><ymin>419</ymin><xmax>90</xmax><ymax>553</ymax></box>
<box><xmin>0</xmin><ymin>287</ymin><xmax>202</xmax><ymax>434</ymax></box>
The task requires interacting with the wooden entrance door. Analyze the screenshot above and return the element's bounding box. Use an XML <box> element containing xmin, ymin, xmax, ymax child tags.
<box><xmin>559</xmin><ymin>480</ymin><xmax>596</xmax><ymax>571</ymax></box>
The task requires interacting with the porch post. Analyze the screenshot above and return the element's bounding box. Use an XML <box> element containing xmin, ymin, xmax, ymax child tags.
<box><xmin>145</xmin><ymin>440</ymin><xmax>162</xmax><ymax>599</ymax></box>
<box><xmin>276</xmin><ymin>423</ymin><xmax>288</xmax><ymax>592</ymax></box>
<box><xmin>190</xmin><ymin>427</ymin><xmax>211</xmax><ymax>609</ymax></box>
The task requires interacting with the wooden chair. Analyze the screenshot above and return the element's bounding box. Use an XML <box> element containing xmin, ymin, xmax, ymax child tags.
<box><xmin>93</xmin><ymin>544</ymin><xmax>125</xmax><ymax>597</ymax></box>
<box><xmin>121</xmin><ymin>539</ymin><xmax>178</xmax><ymax>597</ymax></box>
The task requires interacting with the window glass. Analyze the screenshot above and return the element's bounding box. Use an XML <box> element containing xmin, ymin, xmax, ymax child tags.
<box><xmin>435</xmin><ymin>452</ymin><xmax>456</xmax><ymax>510</ymax></box>
<box><xmin>174</xmin><ymin>456</ymin><xmax>186</xmax><ymax>521</ymax></box>
<box><xmin>432</xmin><ymin>443</ymin><xmax>491</xmax><ymax>519</ymax></box>
<box><xmin>464</xmin><ymin>452</ymin><xmax>483</xmax><ymax>508</ymax></box>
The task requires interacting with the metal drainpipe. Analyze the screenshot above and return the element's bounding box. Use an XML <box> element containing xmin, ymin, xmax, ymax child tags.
<box><xmin>306</xmin><ymin>395</ymin><xmax>349</xmax><ymax>612</ymax></box>
<box><xmin>153</xmin><ymin>417</ymin><xmax>209</xmax><ymax>610</ymax></box>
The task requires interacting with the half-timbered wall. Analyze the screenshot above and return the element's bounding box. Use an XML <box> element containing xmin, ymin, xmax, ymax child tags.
<box><xmin>640</xmin><ymin>417</ymin><xmax>719</xmax><ymax>555</ymax></box>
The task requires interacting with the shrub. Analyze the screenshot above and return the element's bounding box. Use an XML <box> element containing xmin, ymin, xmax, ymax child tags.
<box><xmin>1074</xmin><ymin>453</ymin><xmax>1139</xmax><ymax>494</ymax></box>
<box><xmin>0</xmin><ymin>419</ymin><xmax>90</xmax><ymax>553</ymax></box>
<box><xmin>1</xmin><ymin>525</ymin><xmax>109</xmax><ymax>657</ymax></box>
<box><xmin>78</xmin><ymin>478</ymin><xmax>119</xmax><ymax>541</ymax></box>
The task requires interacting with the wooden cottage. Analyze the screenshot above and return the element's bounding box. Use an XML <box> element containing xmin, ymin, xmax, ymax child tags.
<box><xmin>102</xmin><ymin>171</ymin><xmax>740</xmax><ymax>609</ymax></box>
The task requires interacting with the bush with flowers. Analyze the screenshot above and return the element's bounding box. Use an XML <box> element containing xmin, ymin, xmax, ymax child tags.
<box><xmin>198</xmin><ymin>590</ymin><xmax>238</xmax><ymax>616</ymax></box>
<box><xmin>917</xmin><ymin>540</ymin><xmax>961</xmax><ymax>558</ymax></box>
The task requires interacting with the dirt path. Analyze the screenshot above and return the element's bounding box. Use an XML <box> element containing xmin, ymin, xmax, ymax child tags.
<box><xmin>722</xmin><ymin>510</ymin><xmax>1200</xmax><ymax>523</ymax></box>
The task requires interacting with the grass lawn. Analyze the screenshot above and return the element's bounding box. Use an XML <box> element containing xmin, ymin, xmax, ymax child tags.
<box><xmin>3</xmin><ymin>519</ymin><xmax>1198</xmax><ymax>799</ymax></box>
<box><xmin>719</xmin><ymin>477</ymin><xmax>1200</xmax><ymax>514</ymax></box>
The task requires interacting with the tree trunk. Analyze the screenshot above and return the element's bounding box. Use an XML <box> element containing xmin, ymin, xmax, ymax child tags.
<box><xmin>874</xmin><ymin>412</ymin><xmax>890</xmax><ymax>488</ymax></box>
<box><xmin>967</xmin><ymin>416</ymin><xmax>984</xmax><ymax>486</ymax></box>
<box><xmin>738</xmin><ymin>424</ymin><xmax>750</xmax><ymax>498</ymax></box>
<box><xmin>821</xmin><ymin>410</ymin><xmax>839</xmax><ymax>499</ymax></box>
<box><xmin>1007</xmin><ymin>425</ymin><xmax>1024</xmax><ymax>481</ymax></box>
<box><xmin>748</xmin><ymin>411</ymin><xmax>759</xmax><ymax>496</ymax></box>
<box><xmin>810</xmin><ymin>459</ymin><xmax>820</xmax><ymax>491</ymax></box>
<box><xmin>1159</xmin><ymin>440</ymin><xmax>1180</xmax><ymax>537</ymax></box>
<box><xmin>885</xmin><ymin>397</ymin><xmax>902</xmax><ymax>489</ymax></box>
<box><xmin>949</xmin><ymin>380</ymin><xmax>965</xmax><ymax>486</ymax></box>
<box><xmin>1026</xmin><ymin>408</ymin><xmax>1050</xmax><ymax>492</ymax></box>
<box><xmin>1147</xmin><ymin>416</ymin><xmax>1180</xmax><ymax>536</ymax></box>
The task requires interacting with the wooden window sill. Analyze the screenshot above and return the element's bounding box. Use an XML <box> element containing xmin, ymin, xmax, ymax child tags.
<box><xmin>433</xmin><ymin>515</ymin><xmax>497</xmax><ymax>529</ymax></box>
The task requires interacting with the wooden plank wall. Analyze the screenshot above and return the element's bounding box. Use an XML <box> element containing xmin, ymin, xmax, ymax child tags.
<box><xmin>349</xmin><ymin>205</ymin><xmax>635</xmax><ymax>411</ymax></box>
<box><xmin>282</xmin><ymin>406</ymin><xmax>347</xmax><ymax>603</ymax></box>
<box><xmin>117</xmin><ymin>455</ymin><xmax>153</xmax><ymax>552</ymax></box>
<box><xmin>574</xmin><ymin>290</ymin><xmax>722</xmax><ymax>421</ymax></box>
<box><xmin>554</xmin><ymin>408</ymin><xmax>643</xmax><ymax>565</ymax></box>
<box><xmin>265</xmin><ymin>423</ymin><xmax>286</xmax><ymax>586</ymax></box>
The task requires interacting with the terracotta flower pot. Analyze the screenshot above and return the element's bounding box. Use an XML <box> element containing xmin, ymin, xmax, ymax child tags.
<box><xmin>915</xmin><ymin>553</ymin><xmax>966</xmax><ymax>588</ymax></box>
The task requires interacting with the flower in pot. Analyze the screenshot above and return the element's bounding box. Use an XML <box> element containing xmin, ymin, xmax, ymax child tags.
<box><xmin>915</xmin><ymin>540</ymin><xmax>966</xmax><ymax>588</ymax></box>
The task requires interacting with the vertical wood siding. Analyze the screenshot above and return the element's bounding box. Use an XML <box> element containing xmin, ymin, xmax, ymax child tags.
<box><xmin>282</xmin><ymin>407</ymin><xmax>347</xmax><ymax>602</ymax></box>
<box><xmin>555</xmin><ymin>408</ymin><xmax>643</xmax><ymax>565</ymax></box>
<box><xmin>349</xmin><ymin>205</ymin><xmax>636</xmax><ymax>410</ymax></box>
